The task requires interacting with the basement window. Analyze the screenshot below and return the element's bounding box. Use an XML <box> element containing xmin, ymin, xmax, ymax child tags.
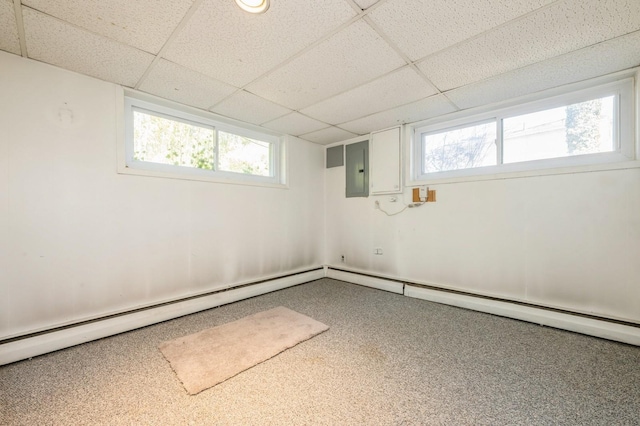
<box><xmin>121</xmin><ymin>95</ymin><xmax>284</xmax><ymax>186</ymax></box>
<box><xmin>412</xmin><ymin>76</ymin><xmax>635</xmax><ymax>182</ymax></box>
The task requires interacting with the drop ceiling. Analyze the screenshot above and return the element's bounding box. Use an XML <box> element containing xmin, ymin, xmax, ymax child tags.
<box><xmin>2</xmin><ymin>0</ymin><xmax>640</xmax><ymax>145</ymax></box>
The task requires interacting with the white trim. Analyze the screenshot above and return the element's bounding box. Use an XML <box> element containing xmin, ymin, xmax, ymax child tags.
<box><xmin>0</xmin><ymin>269</ymin><xmax>324</xmax><ymax>366</ymax></box>
<box><xmin>408</xmin><ymin>73</ymin><xmax>637</xmax><ymax>185</ymax></box>
<box><xmin>119</xmin><ymin>90</ymin><xmax>287</xmax><ymax>188</ymax></box>
<box><xmin>404</xmin><ymin>285</ymin><xmax>640</xmax><ymax>346</ymax></box>
<box><xmin>326</xmin><ymin>266</ymin><xmax>639</xmax><ymax>324</ymax></box>
<box><xmin>323</xmin><ymin>267</ymin><xmax>639</xmax><ymax>346</ymax></box>
<box><xmin>405</xmin><ymin>159</ymin><xmax>640</xmax><ymax>186</ymax></box>
<box><xmin>326</xmin><ymin>268</ymin><xmax>404</xmax><ymax>294</ymax></box>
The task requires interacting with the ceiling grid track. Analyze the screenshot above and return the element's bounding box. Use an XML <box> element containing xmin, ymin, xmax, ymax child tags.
<box><xmin>133</xmin><ymin>0</ymin><xmax>208</xmax><ymax>90</ymax></box>
<box><xmin>4</xmin><ymin>0</ymin><xmax>637</xmax><ymax>144</ymax></box>
<box><xmin>206</xmin><ymin>0</ymin><xmax>394</xmax><ymax>112</ymax></box>
<box><xmin>361</xmin><ymin>14</ymin><xmax>461</xmax><ymax>112</ymax></box>
<box><xmin>12</xmin><ymin>0</ymin><xmax>27</xmax><ymax>57</ymax></box>
<box><xmin>414</xmin><ymin>0</ymin><xmax>564</xmax><ymax>73</ymax></box>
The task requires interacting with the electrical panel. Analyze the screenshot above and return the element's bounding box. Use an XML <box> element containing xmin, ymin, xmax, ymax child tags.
<box><xmin>345</xmin><ymin>140</ymin><xmax>369</xmax><ymax>198</ymax></box>
<box><xmin>326</xmin><ymin>145</ymin><xmax>344</xmax><ymax>168</ymax></box>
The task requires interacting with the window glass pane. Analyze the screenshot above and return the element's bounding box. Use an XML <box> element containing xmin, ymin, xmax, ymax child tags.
<box><xmin>218</xmin><ymin>131</ymin><xmax>271</xmax><ymax>177</ymax></box>
<box><xmin>133</xmin><ymin>110</ymin><xmax>214</xmax><ymax>170</ymax></box>
<box><xmin>422</xmin><ymin>121</ymin><xmax>497</xmax><ymax>173</ymax></box>
<box><xmin>503</xmin><ymin>95</ymin><xmax>614</xmax><ymax>164</ymax></box>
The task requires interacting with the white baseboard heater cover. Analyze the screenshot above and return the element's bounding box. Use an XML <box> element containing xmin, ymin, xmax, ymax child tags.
<box><xmin>326</xmin><ymin>268</ymin><xmax>404</xmax><ymax>294</ymax></box>
<box><xmin>324</xmin><ymin>266</ymin><xmax>639</xmax><ymax>346</ymax></box>
<box><xmin>0</xmin><ymin>269</ymin><xmax>325</xmax><ymax>366</ymax></box>
<box><xmin>405</xmin><ymin>284</ymin><xmax>640</xmax><ymax>346</ymax></box>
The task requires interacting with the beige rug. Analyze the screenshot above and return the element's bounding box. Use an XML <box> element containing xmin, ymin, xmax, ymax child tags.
<box><xmin>159</xmin><ymin>306</ymin><xmax>329</xmax><ymax>395</ymax></box>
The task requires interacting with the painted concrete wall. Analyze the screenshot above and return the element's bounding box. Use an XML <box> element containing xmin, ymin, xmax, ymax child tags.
<box><xmin>326</xmin><ymin>147</ymin><xmax>640</xmax><ymax>324</ymax></box>
<box><xmin>0</xmin><ymin>52</ymin><xmax>325</xmax><ymax>339</ymax></box>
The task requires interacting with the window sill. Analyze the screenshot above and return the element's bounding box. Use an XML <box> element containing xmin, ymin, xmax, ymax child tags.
<box><xmin>407</xmin><ymin>158</ymin><xmax>640</xmax><ymax>186</ymax></box>
<box><xmin>117</xmin><ymin>164</ymin><xmax>289</xmax><ymax>189</ymax></box>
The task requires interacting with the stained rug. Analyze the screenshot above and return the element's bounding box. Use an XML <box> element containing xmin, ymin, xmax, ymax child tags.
<box><xmin>159</xmin><ymin>306</ymin><xmax>329</xmax><ymax>394</ymax></box>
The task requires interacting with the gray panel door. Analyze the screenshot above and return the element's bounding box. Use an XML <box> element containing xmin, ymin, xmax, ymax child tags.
<box><xmin>345</xmin><ymin>140</ymin><xmax>369</xmax><ymax>198</ymax></box>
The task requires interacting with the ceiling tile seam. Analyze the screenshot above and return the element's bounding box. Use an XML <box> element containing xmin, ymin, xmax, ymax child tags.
<box><xmin>19</xmin><ymin>6</ymin><xmax>156</xmax><ymax>65</ymax></box>
<box><xmin>438</xmin><ymin>92</ymin><xmax>462</xmax><ymax>112</ymax></box>
<box><xmin>361</xmin><ymin>0</ymin><xmax>393</xmax><ymax>15</ymax></box>
<box><xmin>164</xmin><ymin>15</ymin><xmax>640</xmax><ymax>120</ymax></box>
<box><xmin>256</xmin><ymin>112</ymin><xmax>294</xmax><ymax>127</ymax></box>
<box><xmin>209</xmin><ymin>2</ymin><xmax>398</xmax><ymax>111</ymax></box>
<box><xmin>362</xmin><ymin>15</ymin><xmax>441</xmax><ymax>96</ymax></box>
<box><xmin>202</xmin><ymin>89</ymin><xmax>294</xmax><ymax>127</ymax></box>
<box><xmin>408</xmin><ymin>63</ymin><xmax>461</xmax><ymax>111</ymax></box>
<box><xmin>19</xmin><ymin>5</ymin><xmax>160</xmax><ymax>56</ymax></box>
<box><xmin>332</xmin><ymin>93</ymin><xmax>448</xmax><ymax>129</ymax></box>
<box><xmin>299</xmin><ymin>125</ymin><xmax>358</xmax><ymax>139</ymax></box>
<box><xmin>281</xmin><ymin>63</ymin><xmax>411</xmax><ymax>115</ymax></box>
<box><xmin>133</xmin><ymin>0</ymin><xmax>207</xmax><ymax>90</ymax></box>
<box><xmin>206</xmin><ymin>88</ymin><xmax>243</xmax><ymax>112</ymax></box>
<box><xmin>12</xmin><ymin>0</ymin><xmax>27</xmax><ymax>57</ymax></box>
<box><xmin>207</xmin><ymin>15</ymin><xmax>366</xmax><ymax>111</ymax></box>
<box><xmin>298</xmin><ymin>125</ymin><xmax>334</xmax><ymax>138</ymax></box>
<box><xmin>343</xmin><ymin>0</ymin><xmax>392</xmax><ymax>17</ymax></box>
<box><xmin>342</xmin><ymin>0</ymin><xmax>393</xmax><ymax>15</ymax></box>
<box><xmin>263</xmin><ymin>111</ymin><xmax>336</xmax><ymax>137</ymax></box>
<box><xmin>440</xmin><ymin>28</ymin><xmax>640</xmax><ymax>98</ymax></box>
<box><xmin>205</xmin><ymin>0</ymin><xmax>395</xmax><ymax>112</ymax></box>
<box><xmin>413</xmin><ymin>0</ymin><xmax>564</xmax><ymax>69</ymax></box>
<box><xmin>343</xmin><ymin>0</ymin><xmax>365</xmax><ymax>14</ymax></box>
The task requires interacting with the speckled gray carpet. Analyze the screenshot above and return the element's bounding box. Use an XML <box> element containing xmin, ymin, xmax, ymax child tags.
<box><xmin>1</xmin><ymin>278</ymin><xmax>639</xmax><ymax>425</ymax></box>
<box><xmin>159</xmin><ymin>306</ymin><xmax>329</xmax><ymax>394</ymax></box>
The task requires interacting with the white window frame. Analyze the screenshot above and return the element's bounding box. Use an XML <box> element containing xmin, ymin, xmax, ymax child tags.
<box><xmin>410</xmin><ymin>74</ymin><xmax>637</xmax><ymax>185</ymax></box>
<box><xmin>118</xmin><ymin>91</ymin><xmax>286</xmax><ymax>188</ymax></box>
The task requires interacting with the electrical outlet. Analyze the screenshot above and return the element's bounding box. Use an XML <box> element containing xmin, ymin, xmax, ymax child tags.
<box><xmin>419</xmin><ymin>186</ymin><xmax>427</xmax><ymax>200</ymax></box>
<box><xmin>374</xmin><ymin>248</ymin><xmax>383</xmax><ymax>255</ymax></box>
<box><xmin>412</xmin><ymin>186</ymin><xmax>428</xmax><ymax>202</ymax></box>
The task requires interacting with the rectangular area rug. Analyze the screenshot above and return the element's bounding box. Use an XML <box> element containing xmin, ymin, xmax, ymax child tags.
<box><xmin>159</xmin><ymin>306</ymin><xmax>329</xmax><ymax>395</ymax></box>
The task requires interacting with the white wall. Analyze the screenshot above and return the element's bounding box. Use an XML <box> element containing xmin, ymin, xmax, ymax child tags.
<box><xmin>0</xmin><ymin>52</ymin><xmax>325</xmax><ymax>339</ymax></box>
<box><xmin>325</xmin><ymin>147</ymin><xmax>640</xmax><ymax>324</ymax></box>
<box><xmin>2</xmin><ymin>48</ymin><xmax>637</xmax><ymax>343</ymax></box>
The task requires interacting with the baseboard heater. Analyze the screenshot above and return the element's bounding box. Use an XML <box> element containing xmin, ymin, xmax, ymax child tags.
<box><xmin>326</xmin><ymin>267</ymin><xmax>640</xmax><ymax>346</ymax></box>
<box><xmin>0</xmin><ymin>267</ymin><xmax>325</xmax><ymax>366</ymax></box>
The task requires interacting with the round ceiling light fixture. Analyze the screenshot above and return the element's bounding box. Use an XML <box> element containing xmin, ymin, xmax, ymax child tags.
<box><xmin>235</xmin><ymin>0</ymin><xmax>270</xmax><ymax>14</ymax></box>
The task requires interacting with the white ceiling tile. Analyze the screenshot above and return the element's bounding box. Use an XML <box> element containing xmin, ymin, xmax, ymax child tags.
<box><xmin>300</xmin><ymin>66</ymin><xmax>436</xmax><ymax>125</ymax></box>
<box><xmin>163</xmin><ymin>0</ymin><xmax>357</xmax><ymax>87</ymax></box>
<box><xmin>22</xmin><ymin>0</ymin><xmax>193</xmax><ymax>54</ymax></box>
<box><xmin>23</xmin><ymin>8</ymin><xmax>154</xmax><ymax>87</ymax></box>
<box><xmin>248</xmin><ymin>20</ymin><xmax>406</xmax><ymax>110</ymax></box>
<box><xmin>369</xmin><ymin>0</ymin><xmax>553</xmax><ymax>61</ymax></box>
<box><xmin>353</xmin><ymin>0</ymin><xmax>380</xmax><ymax>10</ymax></box>
<box><xmin>299</xmin><ymin>127</ymin><xmax>359</xmax><ymax>145</ymax></box>
<box><xmin>139</xmin><ymin>59</ymin><xmax>237</xmax><ymax>110</ymax></box>
<box><xmin>446</xmin><ymin>30</ymin><xmax>640</xmax><ymax>110</ymax></box>
<box><xmin>0</xmin><ymin>0</ymin><xmax>20</xmax><ymax>55</ymax></box>
<box><xmin>211</xmin><ymin>90</ymin><xmax>292</xmax><ymax>126</ymax></box>
<box><xmin>339</xmin><ymin>95</ymin><xmax>457</xmax><ymax>135</ymax></box>
<box><xmin>419</xmin><ymin>0</ymin><xmax>640</xmax><ymax>91</ymax></box>
<box><xmin>262</xmin><ymin>112</ymin><xmax>328</xmax><ymax>136</ymax></box>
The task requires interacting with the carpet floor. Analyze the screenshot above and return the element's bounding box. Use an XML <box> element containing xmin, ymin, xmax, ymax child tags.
<box><xmin>1</xmin><ymin>278</ymin><xmax>639</xmax><ymax>425</ymax></box>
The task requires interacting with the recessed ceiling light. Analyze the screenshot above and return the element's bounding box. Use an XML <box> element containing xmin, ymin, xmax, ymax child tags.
<box><xmin>235</xmin><ymin>0</ymin><xmax>270</xmax><ymax>14</ymax></box>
